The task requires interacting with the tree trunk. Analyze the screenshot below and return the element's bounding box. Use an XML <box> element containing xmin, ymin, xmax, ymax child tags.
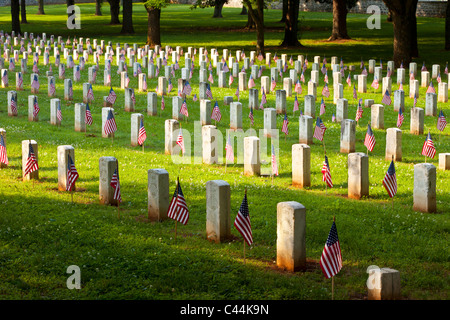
<box><xmin>445</xmin><ymin>0</ymin><xmax>450</xmax><ymax>50</ymax></box>
<box><xmin>121</xmin><ymin>0</ymin><xmax>135</xmax><ymax>33</ymax></box>
<box><xmin>95</xmin><ymin>0</ymin><xmax>102</xmax><ymax>16</ymax></box>
<box><xmin>328</xmin><ymin>0</ymin><xmax>350</xmax><ymax>40</ymax></box>
<box><xmin>280</xmin><ymin>0</ymin><xmax>288</xmax><ymax>22</ymax></box>
<box><xmin>281</xmin><ymin>0</ymin><xmax>302</xmax><ymax>47</ymax></box>
<box><xmin>20</xmin><ymin>0</ymin><xmax>27</xmax><ymax>24</ymax></box>
<box><xmin>37</xmin><ymin>0</ymin><xmax>45</xmax><ymax>15</ymax></box>
<box><xmin>146</xmin><ymin>6</ymin><xmax>161</xmax><ymax>47</ymax></box>
<box><xmin>244</xmin><ymin>0</ymin><xmax>264</xmax><ymax>55</ymax></box>
<box><xmin>387</xmin><ymin>8</ymin><xmax>392</xmax><ymax>22</ymax></box>
<box><xmin>245</xmin><ymin>7</ymin><xmax>255</xmax><ymax>29</ymax></box>
<box><xmin>383</xmin><ymin>0</ymin><xmax>418</xmax><ymax>67</ymax></box>
<box><xmin>213</xmin><ymin>0</ymin><xmax>225</xmax><ymax>18</ymax></box>
<box><xmin>240</xmin><ymin>5</ymin><xmax>247</xmax><ymax>15</ymax></box>
<box><xmin>108</xmin><ymin>0</ymin><xmax>121</xmax><ymax>24</ymax></box>
<box><xmin>11</xmin><ymin>0</ymin><xmax>21</xmax><ymax>35</ymax></box>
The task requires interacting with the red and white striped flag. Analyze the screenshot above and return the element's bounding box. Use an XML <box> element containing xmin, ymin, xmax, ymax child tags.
<box><xmin>364</xmin><ymin>124</ymin><xmax>376</xmax><ymax>152</ymax></box>
<box><xmin>229</xmin><ymin>74</ymin><xmax>234</xmax><ymax>86</ymax></box>
<box><xmin>104</xmin><ymin>109</ymin><xmax>117</xmax><ymax>135</ymax></box>
<box><xmin>271</xmin><ymin>144</ymin><xmax>278</xmax><ymax>176</ymax></box>
<box><xmin>180</xmin><ymin>99</ymin><xmax>189</xmax><ymax>118</ymax></box>
<box><xmin>110</xmin><ymin>169</ymin><xmax>122</xmax><ymax>203</ymax></box>
<box><xmin>32</xmin><ymin>97</ymin><xmax>40</xmax><ymax>117</ymax></box>
<box><xmin>24</xmin><ymin>144</ymin><xmax>39</xmax><ymax>177</ymax></box>
<box><xmin>437</xmin><ymin>110</ymin><xmax>447</xmax><ymax>131</ymax></box>
<box><xmin>85</xmin><ymin>103</ymin><xmax>93</xmax><ymax>126</ymax></box>
<box><xmin>355</xmin><ymin>103</ymin><xmax>363</xmax><ymax>122</ymax></box>
<box><xmin>248</xmin><ymin>75</ymin><xmax>255</xmax><ymax>89</ymax></box>
<box><xmin>281</xmin><ymin>113</ymin><xmax>289</xmax><ymax>135</ymax></box>
<box><xmin>66</xmin><ymin>154</ymin><xmax>79</xmax><ymax>192</ymax></box>
<box><xmin>320</xmin><ymin>98</ymin><xmax>326</xmax><ymax>116</ymax></box>
<box><xmin>421</xmin><ymin>132</ymin><xmax>436</xmax><ymax>159</ymax></box>
<box><xmin>293</xmin><ymin>95</ymin><xmax>299</xmax><ymax>113</ymax></box>
<box><xmin>320</xmin><ymin>221</ymin><xmax>342</xmax><ymax>279</ymax></box>
<box><xmin>225</xmin><ymin>134</ymin><xmax>234</xmax><ymax>163</ymax></box>
<box><xmin>321</xmin><ymin>155</ymin><xmax>333</xmax><ymax>188</ymax></box>
<box><xmin>57</xmin><ymin>103</ymin><xmax>62</xmax><ymax>122</ymax></box>
<box><xmin>371</xmin><ymin>76</ymin><xmax>379</xmax><ymax>90</ymax></box>
<box><xmin>161</xmin><ymin>95</ymin><xmax>165</xmax><ymax>110</ymax></box>
<box><xmin>211</xmin><ymin>101</ymin><xmax>222</xmax><ymax>122</ymax></box>
<box><xmin>176</xmin><ymin>128</ymin><xmax>185</xmax><ymax>154</ymax></box>
<box><xmin>294</xmin><ymin>80</ymin><xmax>302</xmax><ymax>95</ymax></box>
<box><xmin>167</xmin><ymin>179</ymin><xmax>189</xmax><ymax>225</ymax></box>
<box><xmin>313</xmin><ymin>117</ymin><xmax>326</xmax><ymax>141</ymax></box>
<box><xmin>322</xmin><ymin>83</ymin><xmax>330</xmax><ymax>98</ymax></box>
<box><xmin>382</xmin><ymin>160</ymin><xmax>397</xmax><ymax>198</ymax></box>
<box><xmin>234</xmin><ymin>192</ymin><xmax>252</xmax><ymax>246</ymax></box>
<box><xmin>271</xmin><ymin>77</ymin><xmax>276</xmax><ymax>91</ymax></box>
<box><xmin>0</xmin><ymin>134</ymin><xmax>9</xmax><ymax>166</ymax></box>
<box><xmin>10</xmin><ymin>95</ymin><xmax>17</xmax><ymax>115</ymax></box>
<box><xmin>381</xmin><ymin>89</ymin><xmax>391</xmax><ymax>105</ymax></box>
<box><xmin>138</xmin><ymin>119</ymin><xmax>147</xmax><ymax>146</ymax></box>
<box><xmin>248</xmin><ymin>106</ymin><xmax>254</xmax><ymax>125</ymax></box>
<box><xmin>397</xmin><ymin>107</ymin><xmax>404</xmax><ymax>128</ymax></box>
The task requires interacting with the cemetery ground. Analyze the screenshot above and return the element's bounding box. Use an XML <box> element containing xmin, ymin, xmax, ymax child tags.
<box><xmin>0</xmin><ymin>4</ymin><xmax>448</xmax><ymax>300</ymax></box>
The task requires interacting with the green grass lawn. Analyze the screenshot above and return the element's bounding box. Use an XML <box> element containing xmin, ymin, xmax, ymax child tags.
<box><xmin>0</xmin><ymin>4</ymin><xmax>448</xmax><ymax>300</ymax></box>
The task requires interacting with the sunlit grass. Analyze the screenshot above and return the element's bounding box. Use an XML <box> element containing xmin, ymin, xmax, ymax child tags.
<box><xmin>0</xmin><ymin>4</ymin><xmax>448</xmax><ymax>300</ymax></box>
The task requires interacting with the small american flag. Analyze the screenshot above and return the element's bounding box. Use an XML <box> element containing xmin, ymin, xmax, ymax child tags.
<box><xmin>180</xmin><ymin>99</ymin><xmax>189</xmax><ymax>118</ymax></box>
<box><xmin>426</xmin><ymin>81</ymin><xmax>435</xmax><ymax>94</ymax></box>
<box><xmin>106</xmin><ymin>87</ymin><xmax>117</xmax><ymax>104</ymax></box>
<box><xmin>206</xmin><ymin>83</ymin><xmax>213</xmax><ymax>99</ymax></box>
<box><xmin>59</xmin><ymin>65</ymin><xmax>65</xmax><ymax>78</ymax></box>
<box><xmin>289</xmin><ymin>55</ymin><xmax>293</xmax><ymax>66</ymax></box>
<box><xmin>208</xmin><ymin>62</ymin><xmax>213</xmax><ymax>72</ymax></box>
<box><xmin>131</xmin><ymin>90</ymin><xmax>136</xmax><ymax>105</ymax></box>
<box><xmin>387</xmin><ymin>68</ymin><xmax>392</xmax><ymax>77</ymax></box>
<box><xmin>57</xmin><ymin>103</ymin><xmax>62</xmax><ymax>122</ymax></box>
<box><xmin>248</xmin><ymin>75</ymin><xmax>255</xmax><ymax>89</ymax></box>
<box><xmin>371</xmin><ymin>76</ymin><xmax>379</xmax><ymax>90</ymax></box>
<box><xmin>437</xmin><ymin>109</ymin><xmax>447</xmax><ymax>131</ymax></box>
<box><xmin>155</xmin><ymin>66</ymin><xmax>159</xmax><ymax>77</ymax></box>
<box><xmin>321</xmin><ymin>62</ymin><xmax>327</xmax><ymax>75</ymax></box>
<box><xmin>360</xmin><ymin>59</ymin><xmax>364</xmax><ymax>69</ymax></box>
<box><xmin>234</xmin><ymin>192</ymin><xmax>252</xmax><ymax>246</ymax></box>
<box><xmin>364</xmin><ymin>124</ymin><xmax>376</xmax><ymax>152</ymax></box>
<box><xmin>261</xmin><ymin>88</ymin><xmax>267</xmax><ymax>105</ymax></box>
<box><xmin>24</xmin><ymin>144</ymin><xmax>39</xmax><ymax>177</ymax></box>
<box><xmin>300</xmin><ymin>71</ymin><xmax>305</xmax><ymax>83</ymax></box>
<box><xmin>353</xmin><ymin>85</ymin><xmax>357</xmax><ymax>99</ymax></box>
<box><xmin>85</xmin><ymin>103</ymin><xmax>93</xmax><ymax>125</ymax></box>
<box><xmin>125</xmin><ymin>73</ymin><xmax>130</xmax><ymax>88</ymax></box>
<box><xmin>283</xmin><ymin>61</ymin><xmax>288</xmax><ymax>73</ymax></box>
<box><xmin>421</xmin><ymin>132</ymin><xmax>436</xmax><ymax>159</ymax></box>
<box><xmin>313</xmin><ymin>117</ymin><xmax>326</xmax><ymax>141</ymax></box>
<box><xmin>397</xmin><ymin>108</ymin><xmax>404</xmax><ymax>128</ymax></box>
<box><xmin>413</xmin><ymin>93</ymin><xmax>417</xmax><ymax>107</ymax></box>
<box><xmin>167</xmin><ymin>179</ymin><xmax>189</xmax><ymax>225</ymax></box>
<box><xmin>31</xmin><ymin>74</ymin><xmax>40</xmax><ymax>90</ymax></box>
<box><xmin>320</xmin><ymin>221</ymin><xmax>342</xmax><ymax>279</ymax></box>
<box><xmin>10</xmin><ymin>95</ymin><xmax>17</xmax><ymax>115</ymax></box>
<box><xmin>208</xmin><ymin>71</ymin><xmax>214</xmax><ymax>84</ymax></box>
<box><xmin>176</xmin><ymin>128</ymin><xmax>185</xmax><ymax>154</ymax></box>
<box><xmin>0</xmin><ymin>134</ymin><xmax>9</xmax><ymax>165</ymax></box>
<box><xmin>437</xmin><ymin>73</ymin><xmax>441</xmax><ymax>83</ymax></box>
<box><xmin>320</xmin><ymin>98</ymin><xmax>326</xmax><ymax>116</ymax></box>
<box><xmin>182</xmin><ymin>81</ymin><xmax>192</xmax><ymax>96</ymax></box>
<box><xmin>273</xmin><ymin>53</ymin><xmax>278</xmax><ymax>62</ymax></box>
<box><xmin>69</xmin><ymin>83</ymin><xmax>73</xmax><ymax>98</ymax></box>
<box><xmin>355</xmin><ymin>103</ymin><xmax>363</xmax><ymax>122</ymax></box>
<box><xmin>138</xmin><ymin>118</ymin><xmax>147</xmax><ymax>146</ymax></box>
<box><xmin>87</xmin><ymin>84</ymin><xmax>94</xmax><ymax>101</ymax></box>
<box><xmin>322</xmin><ymin>83</ymin><xmax>330</xmax><ymax>98</ymax></box>
<box><xmin>293</xmin><ymin>95</ymin><xmax>299</xmax><ymax>113</ymax></box>
<box><xmin>271</xmin><ymin>144</ymin><xmax>279</xmax><ymax>176</ymax></box>
<box><xmin>249</xmin><ymin>106</ymin><xmax>254</xmax><ymax>125</ymax></box>
<box><xmin>304</xmin><ymin>56</ymin><xmax>308</xmax><ymax>67</ymax></box>
<box><xmin>189</xmin><ymin>68</ymin><xmax>193</xmax><ymax>80</ymax></box>
<box><xmin>161</xmin><ymin>95</ymin><xmax>165</xmax><ymax>110</ymax></box>
<box><xmin>258</xmin><ymin>52</ymin><xmax>263</xmax><ymax>61</ymax></box>
<box><xmin>257</xmin><ymin>66</ymin><xmax>262</xmax><ymax>78</ymax></box>
<box><xmin>74</xmin><ymin>66</ymin><xmax>80</xmax><ymax>81</ymax></box>
<box><xmin>361</xmin><ymin>67</ymin><xmax>368</xmax><ymax>76</ymax></box>
<box><xmin>193</xmin><ymin>94</ymin><xmax>198</xmax><ymax>102</ymax></box>
<box><xmin>399</xmin><ymin>82</ymin><xmax>403</xmax><ymax>91</ymax></box>
<box><xmin>271</xmin><ymin>77</ymin><xmax>276</xmax><ymax>91</ymax></box>
<box><xmin>324</xmin><ymin>71</ymin><xmax>328</xmax><ymax>84</ymax></box>
<box><xmin>9</xmin><ymin>58</ymin><xmax>15</xmax><ymax>71</ymax></box>
<box><xmin>211</xmin><ymin>101</ymin><xmax>222</xmax><ymax>122</ymax></box>
<box><xmin>421</xmin><ymin>62</ymin><xmax>427</xmax><ymax>71</ymax></box>
<box><xmin>32</xmin><ymin>61</ymin><xmax>39</xmax><ymax>73</ymax></box>
<box><xmin>110</xmin><ymin>168</ymin><xmax>122</xmax><ymax>203</ymax></box>
<box><xmin>225</xmin><ymin>134</ymin><xmax>234</xmax><ymax>163</ymax></box>
<box><xmin>104</xmin><ymin>109</ymin><xmax>117</xmax><ymax>135</ymax></box>
<box><xmin>66</xmin><ymin>154</ymin><xmax>79</xmax><ymax>192</ymax></box>
<box><xmin>346</xmin><ymin>73</ymin><xmax>351</xmax><ymax>87</ymax></box>
<box><xmin>17</xmin><ymin>72</ymin><xmax>23</xmax><ymax>89</ymax></box>
<box><xmin>281</xmin><ymin>113</ymin><xmax>289</xmax><ymax>135</ymax></box>
<box><xmin>382</xmin><ymin>160</ymin><xmax>397</xmax><ymax>198</ymax></box>
<box><xmin>168</xmin><ymin>79</ymin><xmax>173</xmax><ymax>93</ymax></box>
<box><xmin>223</xmin><ymin>62</ymin><xmax>229</xmax><ymax>73</ymax></box>
<box><xmin>410</xmin><ymin>71</ymin><xmax>415</xmax><ymax>80</ymax></box>
<box><xmin>381</xmin><ymin>89</ymin><xmax>391</xmax><ymax>105</ymax></box>
<box><xmin>445</xmin><ymin>62</ymin><xmax>448</xmax><ymax>74</ymax></box>
<box><xmin>332</xmin><ymin>113</ymin><xmax>336</xmax><ymax>122</ymax></box>
<box><xmin>229</xmin><ymin>74</ymin><xmax>234</xmax><ymax>86</ymax></box>
<box><xmin>143</xmin><ymin>76</ymin><xmax>147</xmax><ymax>91</ymax></box>
<box><xmin>294</xmin><ymin>80</ymin><xmax>302</xmax><ymax>95</ymax></box>
<box><xmin>321</xmin><ymin>155</ymin><xmax>333</xmax><ymax>188</ymax></box>
<box><xmin>33</xmin><ymin>97</ymin><xmax>40</xmax><ymax>117</ymax></box>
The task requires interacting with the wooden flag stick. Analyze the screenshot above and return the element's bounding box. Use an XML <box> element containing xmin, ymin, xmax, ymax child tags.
<box><xmin>71</xmin><ymin>190</ymin><xmax>74</xmax><ymax>204</ymax></box>
<box><xmin>174</xmin><ymin>176</ymin><xmax>180</xmax><ymax>242</ymax></box>
<box><xmin>332</xmin><ymin>215</ymin><xmax>336</xmax><ymax>300</ymax></box>
<box><xmin>243</xmin><ymin>241</ymin><xmax>246</xmax><ymax>264</ymax></box>
<box><xmin>117</xmin><ymin>202</ymin><xmax>120</xmax><ymax>219</ymax></box>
